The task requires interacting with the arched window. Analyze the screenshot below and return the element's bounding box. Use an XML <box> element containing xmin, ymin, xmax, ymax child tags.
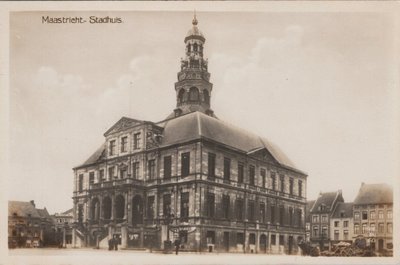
<box><xmin>203</xmin><ymin>90</ymin><xmax>210</xmax><ymax>104</ymax></box>
<box><xmin>193</xmin><ymin>43</ymin><xmax>198</xmax><ymax>52</ymax></box>
<box><xmin>187</xmin><ymin>44</ymin><xmax>191</xmax><ymax>52</ymax></box>
<box><xmin>189</xmin><ymin>87</ymin><xmax>199</xmax><ymax>101</ymax></box>
<box><xmin>115</xmin><ymin>195</ymin><xmax>125</xmax><ymax>222</ymax></box>
<box><xmin>178</xmin><ymin>89</ymin><xmax>185</xmax><ymax>104</ymax></box>
<box><xmin>132</xmin><ymin>195</ymin><xmax>143</xmax><ymax>226</ymax></box>
<box><xmin>91</xmin><ymin>198</ymin><xmax>100</xmax><ymax>222</ymax></box>
<box><xmin>102</xmin><ymin>197</ymin><xmax>112</xmax><ymax>220</ymax></box>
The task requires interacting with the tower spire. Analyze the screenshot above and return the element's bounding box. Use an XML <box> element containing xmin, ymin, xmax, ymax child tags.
<box><xmin>173</xmin><ymin>15</ymin><xmax>214</xmax><ymax>118</ymax></box>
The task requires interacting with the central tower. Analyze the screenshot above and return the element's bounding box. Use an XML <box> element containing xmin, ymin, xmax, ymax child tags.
<box><xmin>173</xmin><ymin>14</ymin><xmax>214</xmax><ymax>117</ymax></box>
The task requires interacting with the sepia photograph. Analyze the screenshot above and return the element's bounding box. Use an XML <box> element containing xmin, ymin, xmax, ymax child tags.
<box><xmin>0</xmin><ymin>1</ymin><xmax>399</xmax><ymax>265</ymax></box>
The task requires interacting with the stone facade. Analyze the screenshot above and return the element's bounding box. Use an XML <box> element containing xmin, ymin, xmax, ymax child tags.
<box><xmin>72</xmin><ymin>16</ymin><xmax>307</xmax><ymax>254</ymax></box>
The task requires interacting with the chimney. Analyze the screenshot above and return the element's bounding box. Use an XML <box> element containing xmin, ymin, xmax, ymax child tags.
<box><xmin>30</xmin><ymin>200</ymin><xmax>35</xmax><ymax>207</ymax></box>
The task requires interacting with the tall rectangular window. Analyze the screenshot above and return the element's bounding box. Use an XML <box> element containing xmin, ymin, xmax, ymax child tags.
<box><xmin>132</xmin><ymin>162</ymin><xmax>139</xmax><ymax>179</ymax></box>
<box><xmin>163</xmin><ymin>194</ymin><xmax>171</xmax><ymax>217</ymax></box>
<box><xmin>222</xmin><ymin>195</ymin><xmax>230</xmax><ymax>219</ymax></box>
<box><xmin>78</xmin><ymin>205</ymin><xmax>83</xmax><ymax>223</ymax></box>
<box><xmin>148</xmin><ymin>159</ymin><xmax>155</xmax><ymax>179</ymax></box>
<box><xmin>378</xmin><ymin>223</ymin><xmax>384</xmax><ymax>233</ymax></box>
<box><xmin>180</xmin><ymin>192</ymin><xmax>189</xmax><ymax>222</ymax></box>
<box><xmin>248</xmin><ymin>201</ymin><xmax>255</xmax><ymax>221</ymax></box>
<box><xmin>370</xmin><ymin>211</ymin><xmax>376</xmax><ymax>220</ymax></box>
<box><xmin>297</xmin><ymin>209</ymin><xmax>302</xmax><ymax>226</ymax></box>
<box><xmin>120</xmin><ymin>168</ymin><xmax>127</xmax><ymax>179</ymax></box>
<box><xmin>271</xmin><ymin>234</ymin><xmax>276</xmax><ymax>245</ymax></box>
<box><xmin>378</xmin><ymin>210</ymin><xmax>384</xmax><ymax>219</ymax></box>
<box><xmin>271</xmin><ymin>205</ymin><xmax>276</xmax><ymax>224</ymax></box>
<box><xmin>387</xmin><ymin>210</ymin><xmax>392</xmax><ymax>219</ymax></box>
<box><xmin>208</xmin><ymin>153</ymin><xmax>216</xmax><ymax>180</ymax></box>
<box><xmin>280</xmin><ymin>175</ymin><xmax>285</xmax><ymax>192</ymax></box>
<box><xmin>322</xmin><ymin>226</ymin><xmax>328</xmax><ymax>237</ymax></box>
<box><xmin>206</xmin><ymin>193</ymin><xmax>215</xmax><ymax>218</ymax></box>
<box><xmin>249</xmin><ymin>165</ymin><xmax>255</xmax><ymax>185</ymax></box>
<box><xmin>109</xmin><ymin>140</ymin><xmax>116</xmax><ymax>156</ymax></box>
<box><xmin>260</xmin><ymin>169</ymin><xmax>266</xmax><ymax>188</ymax></box>
<box><xmin>260</xmin><ymin>202</ymin><xmax>266</xmax><ymax>223</ymax></box>
<box><xmin>298</xmin><ymin>180</ymin><xmax>303</xmax><ymax>197</ymax></box>
<box><xmin>224</xmin><ymin>157</ymin><xmax>231</xmax><ymax>181</ymax></box>
<box><xmin>354</xmin><ymin>212</ymin><xmax>360</xmax><ymax>220</ymax></box>
<box><xmin>343</xmin><ymin>230</ymin><xmax>349</xmax><ymax>240</ymax></box>
<box><xmin>279</xmin><ymin>206</ymin><xmax>284</xmax><ymax>224</ymax></box>
<box><xmin>89</xmin><ymin>172</ymin><xmax>95</xmax><ymax>185</ymax></box>
<box><xmin>279</xmin><ymin>235</ymin><xmax>284</xmax><ymax>245</ymax></box>
<box><xmin>147</xmin><ymin>196</ymin><xmax>155</xmax><ymax>220</ymax></box>
<box><xmin>313</xmin><ymin>226</ymin><xmax>318</xmax><ymax>237</ymax></box>
<box><xmin>289</xmin><ymin>178</ymin><xmax>294</xmax><ymax>195</ymax></box>
<box><xmin>289</xmin><ymin>207</ymin><xmax>293</xmax><ymax>226</ymax></box>
<box><xmin>99</xmin><ymin>169</ymin><xmax>105</xmax><ymax>181</ymax></box>
<box><xmin>133</xmin><ymin>133</ymin><xmax>141</xmax><ymax>149</ymax></box>
<box><xmin>78</xmin><ymin>174</ymin><xmax>83</xmax><ymax>191</ymax></box>
<box><xmin>271</xmin><ymin>173</ymin><xmax>276</xmax><ymax>190</ymax></box>
<box><xmin>121</xmin><ymin>136</ymin><xmax>128</xmax><ymax>153</ymax></box>
<box><xmin>236</xmin><ymin>199</ymin><xmax>244</xmax><ymax>220</ymax></box>
<box><xmin>334</xmin><ymin>230</ymin><xmax>339</xmax><ymax>240</ymax></box>
<box><xmin>343</xmin><ymin>220</ymin><xmax>348</xmax><ymax>227</ymax></box>
<box><xmin>163</xmin><ymin>156</ymin><xmax>172</xmax><ymax>179</ymax></box>
<box><xmin>237</xmin><ymin>233</ymin><xmax>244</xmax><ymax>245</ymax></box>
<box><xmin>238</xmin><ymin>163</ymin><xmax>244</xmax><ymax>183</ymax></box>
<box><xmin>181</xmin><ymin>152</ymin><xmax>190</xmax><ymax>177</ymax></box>
<box><xmin>362</xmin><ymin>211</ymin><xmax>368</xmax><ymax>220</ymax></box>
<box><xmin>354</xmin><ymin>224</ymin><xmax>360</xmax><ymax>234</ymax></box>
<box><xmin>362</xmin><ymin>223</ymin><xmax>367</xmax><ymax>234</ymax></box>
<box><xmin>108</xmin><ymin>166</ymin><xmax>115</xmax><ymax>180</ymax></box>
<box><xmin>387</xmin><ymin>223</ymin><xmax>392</xmax><ymax>233</ymax></box>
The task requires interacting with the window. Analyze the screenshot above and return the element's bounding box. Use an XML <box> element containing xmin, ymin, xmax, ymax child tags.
<box><xmin>271</xmin><ymin>205</ymin><xmax>276</xmax><ymax>224</ymax></box>
<box><xmin>109</xmin><ymin>140</ymin><xmax>116</xmax><ymax>156</ymax></box>
<box><xmin>133</xmin><ymin>133</ymin><xmax>141</xmax><ymax>149</ymax></box>
<box><xmin>289</xmin><ymin>207</ymin><xmax>293</xmax><ymax>226</ymax></box>
<box><xmin>271</xmin><ymin>234</ymin><xmax>276</xmax><ymax>245</ymax></box>
<box><xmin>362</xmin><ymin>211</ymin><xmax>368</xmax><ymax>220</ymax></box>
<box><xmin>387</xmin><ymin>210</ymin><xmax>392</xmax><ymax>219</ymax></box>
<box><xmin>238</xmin><ymin>163</ymin><xmax>244</xmax><ymax>183</ymax></box>
<box><xmin>271</xmin><ymin>173</ymin><xmax>276</xmax><ymax>190</ymax></box>
<box><xmin>334</xmin><ymin>230</ymin><xmax>339</xmax><ymax>240</ymax></box>
<box><xmin>237</xmin><ymin>233</ymin><xmax>244</xmax><ymax>245</ymax></box>
<box><xmin>343</xmin><ymin>220</ymin><xmax>348</xmax><ymax>227</ymax></box>
<box><xmin>206</xmin><ymin>231</ymin><xmax>215</xmax><ymax>244</ymax></box>
<box><xmin>343</xmin><ymin>230</ymin><xmax>349</xmax><ymax>240</ymax></box>
<box><xmin>89</xmin><ymin>172</ymin><xmax>95</xmax><ymax>185</ymax></box>
<box><xmin>279</xmin><ymin>235</ymin><xmax>284</xmax><ymax>245</ymax></box>
<box><xmin>313</xmin><ymin>226</ymin><xmax>318</xmax><ymax>237</ymax></box>
<box><xmin>180</xmin><ymin>192</ymin><xmax>189</xmax><ymax>222</ymax></box>
<box><xmin>223</xmin><ymin>157</ymin><xmax>231</xmax><ymax>181</ymax></box>
<box><xmin>121</xmin><ymin>136</ymin><xmax>128</xmax><ymax>152</ymax></box>
<box><xmin>147</xmin><ymin>196</ymin><xmax>155</xmax><ymax>220</ymax></box>
<box><xmin>312</xmin><ymin>215</ymin><xmax>319</xmax><ymax>223</ymax></box>
<box><xmin>249</xmin><ymin>234</ymin><xmax>256</xmax><ymax>245</ymax></box>
<box><xmin>354</xmin><ymin>212</ymin><xmax>360</xmax><ymax>220</ymax></box>
<box><xmin>206</xmin><ymin>193</ymin><xmax>215</xmax><ymax>218</ymax></box>
<box><xmin>362</xmin><ymin>223</ymin><xmax>367</xmax><ymax>234</ymax></box>
<box><xmin>249</xmin><ymin>165</ymin><xmax>255</xmax><ymax>185</ymax></box>
<box><xmin>378</xmin><ymin>223</ymin><xmax>384</xmax><ymax>233</ymax></box>
<box><xmin>334</xmin><ymin>221</ymin><xmax>339</xmax><ymax>227</ymax></box>
<box><xmin>387</xmin><ymin>223</ymin><xmax>392</xmax><ymax>233</ymax></box>
<box><xmin>208</xmin><ymin>153</ymin><xmax>216</xmax><ymax>180</ymax></box>
<box><xmin>120</xmin><ymin>168</ymin><xmax>127</xmax><ymax>179</ymax></box>
<box><xmin>322</xmin><ymin>226</ymin><xmax>328</xmax><ymax>237</ymax></box>
<box><xmin>280</xmin><ymin>175</ymin><xmax>285</xmax><ymax>192</ymax></box>
<box><xmin>148</xmin><ymin>160</ymin><xmax>155</xmax><ymax>179</ymax></box>
<box><xmin>222</xmin><ymin>195</ymin><xmax>230</xmax><ymax>219</ymax></box>
<box><xmin>132</xmin><ymin>162</ymin><xmax>139</xmax><ymax>179</ymax></box>
<box><xmin>321</xmin><ymin>215</ymin><xmax>328</xmax><ymax>223</ymax></box>
<box><xmin>248</xmin><ymin>201</ymin><xmax>255</xmax><ymax>221</ymax></box>
<box><xmin>108</xmin><ymin>166</ymin><xmax>115</xmax><ymax>180</ymax></box>
<box><xmin>163</xmin><ymin>194</ymin><xmax>171</xmax><ymax>217</ymax></box>
<box><xmin>298</xmin><ymin>180</ymin><xmax>303</xmax><ymax>197</ymax></box>
<box><xmin>289</xmin><ymin>178</ymin><xmax>294</xmax><ymax>195</ymax></box>
<box><xmin>99</xmin><ymin>169</ymin><xmax>105</xmax><ymax>181</ymax></box>
<box><xmin>189</xmin><ymin>87</ymin><xmax>199</xmax><ymax>101</ymax></box>
<box><xmin>378</xmin><ymin>210</ymin><xmax>384</xmax><ymax>219</ymax></box>
<box><xmin>260</xmin><ymin>202</ymin><xmax>266</xmax><ymax>223</ymax></box>
<box><xmin>78</xmin><ymin>174</ymin><xmax>83</xmax><ymax>191</ymax></box>
<box><xmin>354</xmin><ymin>224</ymin><xmax>360</xmax><ymax>234</ymax></box>
<box><xmin>236</xmin><ymin>199</ymin><xmax>244</xmax><ymax>220</ymax></box>
<box><xmin>370</xmin><ymin>211</ymin><xmax>375</xmax><ymax>220</ymax></box>
<box><xmin>78</xmin><ymin>205</ymin><xmax>83</xmax><ymax>224</ymax></box>
<box><xmin>260</xmin><ymin>169</ymin><xmax>266</xmax><ymax>188</ymax></box>
<box><xmin>181</xmin><ymin>152</ymin><xmax>190</xmax><ymax>177</ymax></box>
<box><xmin>370</xmin><ymin>223</ymin><xmax>375</xmax><ymax>232</ymax></box>
<box><xmin>163</xmin><ymin>156</ymin><xmax>172</xmax><ymax>179</ymax></box>
<box><xmin>296</xmin><ymin>209</ymin><xmax>302</xmax><ymax>226</ymax></box>
<box><xmin>279</xmin><ymin>206</ymin><xmax>284</xmax><ymax>224</ymax></box>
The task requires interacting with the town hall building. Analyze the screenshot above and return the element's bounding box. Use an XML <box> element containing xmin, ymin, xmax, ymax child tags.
<box><xmin>72</xmin><ymin>15</ymin><xmax>308</xmax><ymax>254</ymax></box>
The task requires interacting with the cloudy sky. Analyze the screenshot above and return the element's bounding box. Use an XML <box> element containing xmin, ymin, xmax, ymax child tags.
<box><xmin>9</xmin><ymin>9</ymin><xmax>399</xmax><ymax>213</ymax></box>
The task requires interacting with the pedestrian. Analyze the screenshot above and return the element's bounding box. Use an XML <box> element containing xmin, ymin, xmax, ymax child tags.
<box><xmin>108</xmin><ymin>238</ymin><xmax>113</xmax><ymax>251</ymax></box>
<box><xmin>114</xmin><ymin>236</ymin><xmax>118</xmax><ymax>251</ymax></box>
<box><xmin>174</xmin><ymin>239</ymin><xmax>181</xmax><ymax>255</ymax></box>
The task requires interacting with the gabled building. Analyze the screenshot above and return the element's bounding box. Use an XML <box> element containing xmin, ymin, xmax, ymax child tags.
<box><xmin>353</xmin><ymin>183</ymin><xmax>393</xmax><ymax>253</ymax></box>
<box><xmin>308</xmin><ymin>190</ymin><xmax>343</xmax><ymax>250</ymax></box>
<box><xmin>72</xmin><ymin>15</ymin><xmax>308</xmax><ymax>254</ymax></box>
<box><xmin>52</xmin><ymin>208</ymin><xmax>73</xmax><ymax>247</ymax></box>
<box><xmin>330</xmin><ymin>202</ymin><xmax>353</xmax><ymax>245</ymax></box>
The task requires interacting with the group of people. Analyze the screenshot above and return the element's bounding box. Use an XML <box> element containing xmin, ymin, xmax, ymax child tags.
<box><xmin>108</xmin><ymin>236</ymin><xmax>119</xmax><ymax>251</ymax></box>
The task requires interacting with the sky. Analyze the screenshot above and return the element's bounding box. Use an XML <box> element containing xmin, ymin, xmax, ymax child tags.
<box><xmin>8</xmin><ymin>10</ymin><xmax>399</xmax><ymax>214</ymax></box>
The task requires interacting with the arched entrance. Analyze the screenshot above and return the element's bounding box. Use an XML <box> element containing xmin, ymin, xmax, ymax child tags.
<box><xmin>91</xmin><ymin>198</ymin><xmax>100</xmax><ymax>223</ymax></box>
<box><xmin>115</xmin><ymin>195</ymin><xmax>125</xmax><ymax>223</ymax></box>
<box><xmin>260</xmin><ymin>234</ymin><xmax>267</xmax><ymax>253</ymax></box>
<box><xmin>132</xmin><ymin>195</ymin><xmax>143</xmax><ymax>226</ymax></box>
<box><xmin>102</xmin><ymin>196</ymin><xmax>112</xmax><ymax>220</ymax></box>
